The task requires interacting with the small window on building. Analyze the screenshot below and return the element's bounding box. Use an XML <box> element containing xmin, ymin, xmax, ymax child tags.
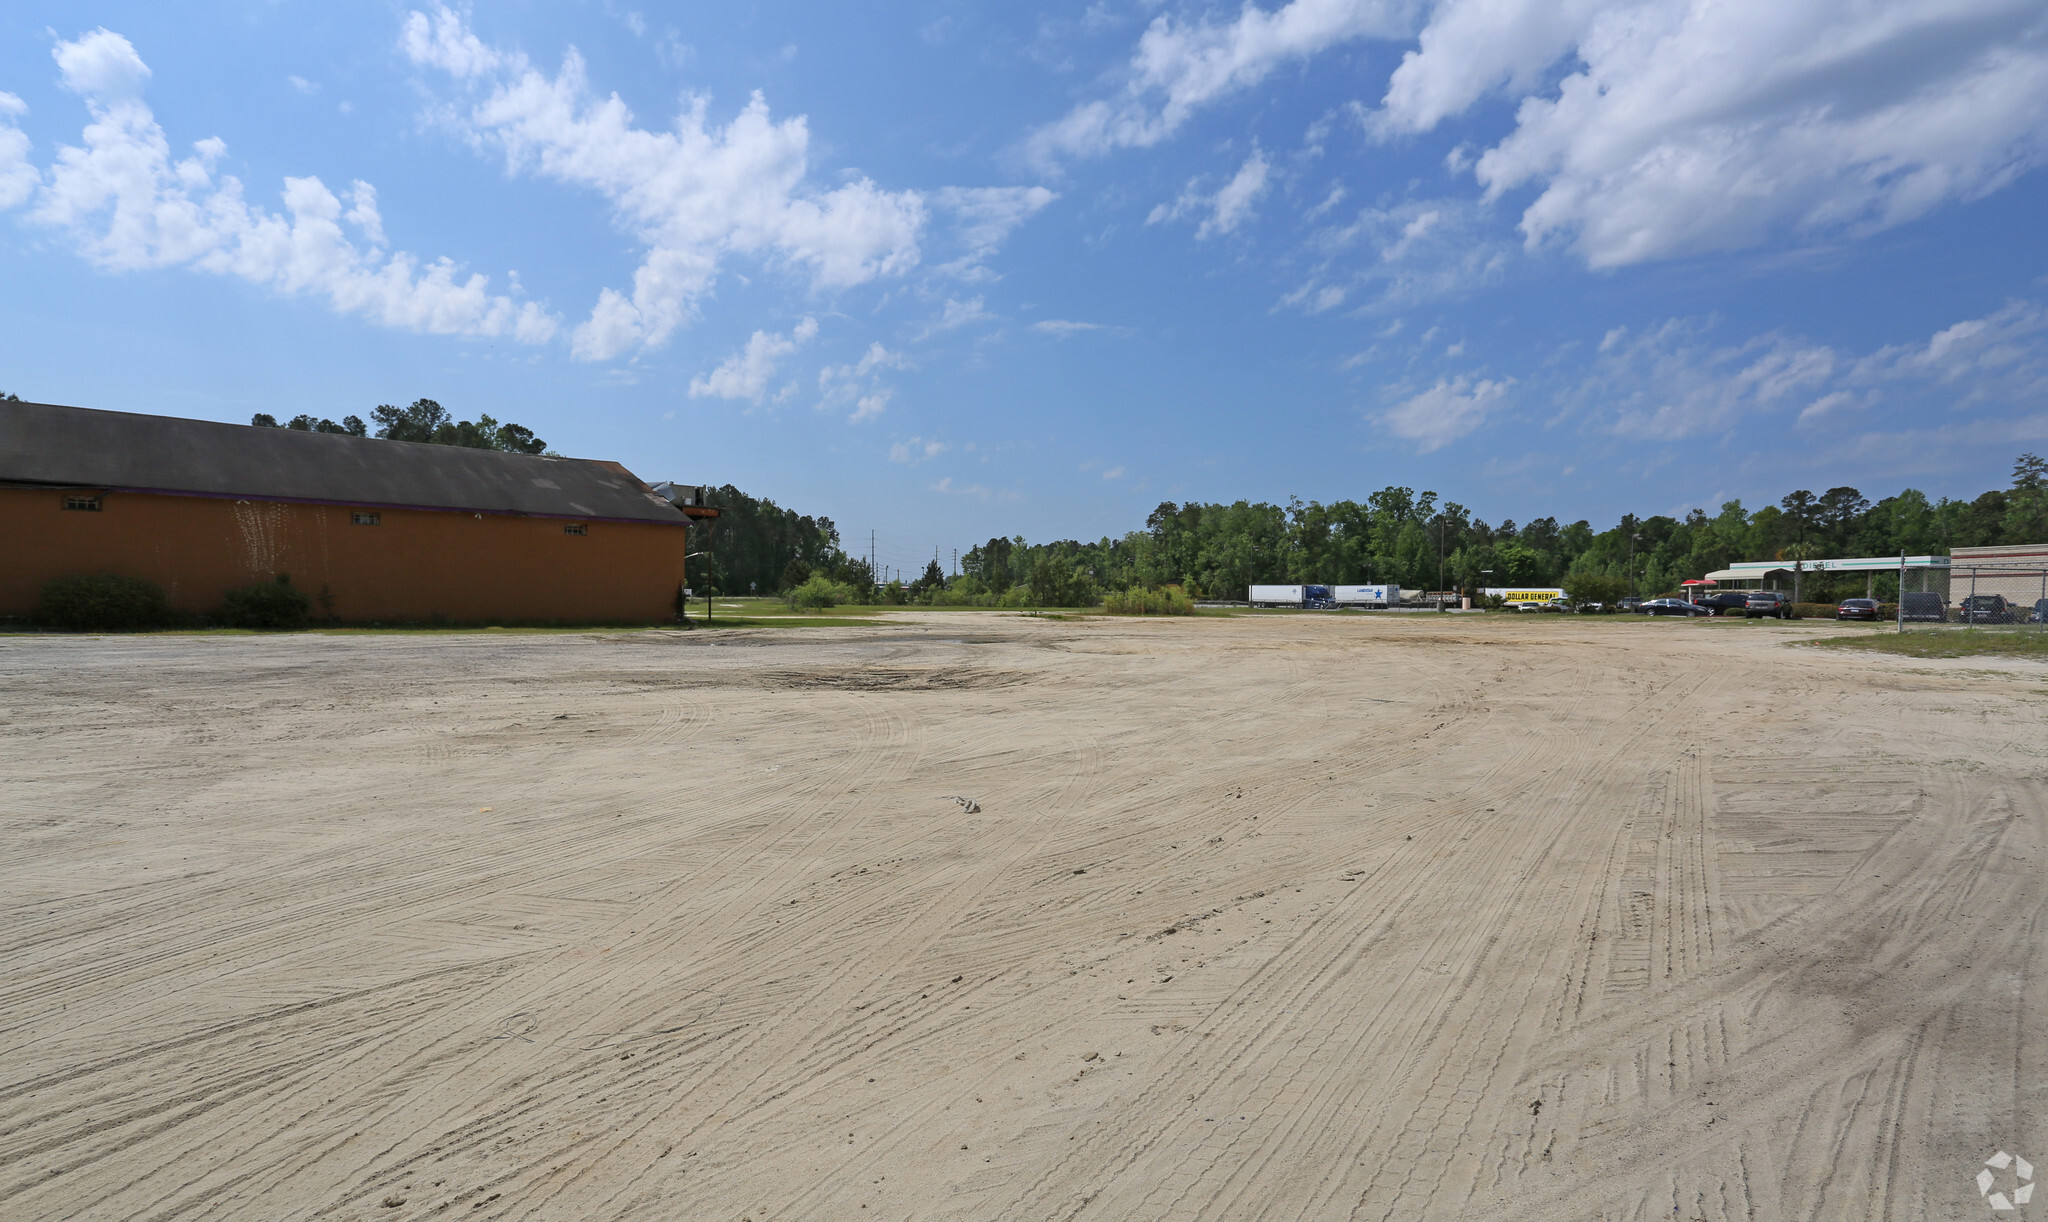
<box><xmin>63</xmin><ymin>495</ymin><xmax>103</xmax><ymax>512</ymax></box>
<box><xmin>352</xmin><ymin>511</ymin><xmax>380</xmax><ymax>526</ymax></box>
<box><xmin>564</xmin><ymin>522</ymin><xmax>587</xmax><ymax>535</ymax></box>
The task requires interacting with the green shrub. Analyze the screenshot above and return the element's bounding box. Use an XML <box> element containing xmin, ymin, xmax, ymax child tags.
<box><xmin>784</xmin><ymin>573</ymin><xmax>856</xmax><ymax>611</ymax></box>
<box><xmin>1790</xmin><ymin>602</ymin><xmax>1836</xmax><ymax>620</ymax></box>
<box><xmin>1026</xmin><ymin>558</ymin><xmax>1097</xmax><ymax>608</ymax></box>
<box><xmin>1562</xmin><ymin>572</ymin><xmax>1629</xmax><ymax>609</ymax></box>
<box><xmin>1104</xmin><ymin>584</ymin><xmax>1195</xmax><ymax>615</ymax></box>
<box><xmin>221</xmin><ymin>574</ymin><xmax>312</xmax><ymax>629</ymax></box>
<box><xmin>928</xmin><ymin>577</ymin><xmax>1020</xmax><ymax>608</ymax></box>
<box><xmin>37</xmin><ymin>573</ymin><xmax>173</xmax><ymax>631</ymax></box>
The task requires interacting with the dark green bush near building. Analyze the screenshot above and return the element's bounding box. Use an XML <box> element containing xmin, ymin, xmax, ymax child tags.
<box><xmin>38</xmin><ymin>573</ymin><xmax>173</xmax><ymax>631</ymax></box>
<box><xmin>221</xmin><ymin>575</ymin><xmax>312</xmax><ymax>629</ymax></box>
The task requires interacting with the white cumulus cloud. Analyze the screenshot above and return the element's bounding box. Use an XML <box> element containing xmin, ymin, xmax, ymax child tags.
<box><xmin>1845</xmin><ymin>299</ymin><xmax>2048</xmax><ymax>393</ymax></box>
<box><xmin>1575</xmin><ymin>321</ymin><xmax>1837</xmax><ymax>440</ymax></box>
<box><xmin>1444</xmin><ymin>0</ymin><xmax>2048</xmax><ymax>265</ymax></box>
<box><xmin>401</xmin><ymin>6</ymin><xmax>512</xmax><ymax>80</ymax></box>
<box><xmin>1029</xmin><ymin>0</ymin><xmax>1416</xmax><ymax>166</ymax></box>
<box><xmin>1378</xmin><ymin>375</ymin><xmax>1511</xmax><ymax>452</ymax></box>
<box><xmin>931</xmin><ymin>186</ymin><xmax>1057</xmax><ymax>278</ymax></box>
<box><xmin>1059</xmin><ymin>0</ymin><xmax>2048</xmax><ymax>268</ymax></box>
<box><xmin>0</xmin><ymin>94</ymin><xmax>36</xmax><ymax>210</ymax></box>
<box><xmin>850</xmin><ymin>388</ymin><xmax>892</xmax><ymax>423</ymax></box>
<box><xmin>1377</xmin><ymin>0</ymin><xmax>1605</xmax><ymax>136</ymax></box>
<box><xmin>688</xmin><ymin>316</ymin><xmax>817</xmax><ymax>402</ymax></box>
<box><xmin>889</xmin><ymin>436</ymin><xmax>949</xmax><ymax>464</ymax></box>
<box><xmin>912</xmin><ymin>295</ymin><xmax>992</xmax><ymax>341</ymax></box>
<box><xmin>819</xmin><ymin>340</ymin><xmax>908</xmax><ymax>385</ymax></box>
<box><xmin>818</xmin><ymin>338</ymin><xmax>909</xmax><ymax>421</ymax></box>
<box><xmin>54</xmin><ymin>28</ymin><xmax>153</xmax><ymax>99</ymax></box>
<box><xmin>1148</xmin><ymin>149</ymin><xmax>1272</xmax><ymax>240</ymax></box>
<box><xmin>19</xmin><ymin>29</ymin><xmax>555</xmax><ymax>344</ymax></box>
<box><xmin>406</xmin><ymin>6</ymin><xmax>942</xmax><ymax>360</ymax></box>
<box><xmin>1200</xmin><ymin>150</ymin><xmax>1269</xmax><ymax>239</ymax></box>
<box><xmin>1033</xmin><ymin>319</ymin><xmax>1112</xmax><ymax>337</ymax></box>
<box><xmin>1288</xmin><ymin>197</ymin><xmax>1509</xmax><ymax>311</ymax></box>
<box><xmin>1563</xmin><ymin>303</ymin><xmax>2048</xmax><ymax>444</ymax></box>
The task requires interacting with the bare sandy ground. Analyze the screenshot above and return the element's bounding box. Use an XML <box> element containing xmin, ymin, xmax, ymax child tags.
<box><xmin>2</xmin><ymin>612</ymin><xmax>2045</xmax><ymax>1221</ymax></box>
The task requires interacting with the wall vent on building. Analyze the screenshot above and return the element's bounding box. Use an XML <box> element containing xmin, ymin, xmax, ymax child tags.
<box><xmin>352</xmin><ymin>511</ymin><xmax>381</xmax><ymax>526</ymax></box>
<box><xmin>564</xmin><ymin>522</ymin><xmax>587</xmax><ymax>535</ymax></box>
<box><xmin>63</xmin><ymin>495</ymin><xmax>102</xmax><ymax>511</ymax></box>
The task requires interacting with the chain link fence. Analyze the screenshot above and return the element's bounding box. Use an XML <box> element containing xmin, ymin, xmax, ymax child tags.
<box><xmin>1897</xmin><ymin>558</ymin><xmax>2048</xmax><ymax>634</ymax></box>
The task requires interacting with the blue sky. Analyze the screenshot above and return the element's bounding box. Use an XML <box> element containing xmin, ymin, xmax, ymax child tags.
<box><xmin>3</xmin><ymin>2</ymin><xmax>2046</xmax><ymax>574</ymax></box>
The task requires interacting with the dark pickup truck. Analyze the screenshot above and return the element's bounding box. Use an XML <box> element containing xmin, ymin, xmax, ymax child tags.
<box><xmin>1692</xmin><ymin>591</ymin><xmax>1752</xmax><ymax>616</ymax></box>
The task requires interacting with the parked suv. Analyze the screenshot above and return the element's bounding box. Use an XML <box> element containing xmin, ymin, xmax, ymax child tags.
<box><xmin>1900</xmin><ymin>591</ymin><xmax>1948</xmax><ymax>622</ymax></box>
<box><xmin>1744</xmin><ymin>591</ymin><xmax>1793</xmax><ymax>619</ymax></box>
<box><xmin>1693</xmin><ymin>591</ymin><xmax>1753</xmax><ymax>616</ymax></box>
<box><xmin>1958</xmin><ymin>594</ymin><xmax>2015</xmax><ymax>624</ymax></box>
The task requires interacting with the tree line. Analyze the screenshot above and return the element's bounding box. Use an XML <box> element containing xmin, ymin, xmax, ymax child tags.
<box><xmin>694</xmin><ymin>454</ymin><xmax>2048</xmax><ymax>608</ymax></box>
<box><xmin>251</xmin><ymin>399</ymin><xmax>549</xmax><ymax>454</ymax></box>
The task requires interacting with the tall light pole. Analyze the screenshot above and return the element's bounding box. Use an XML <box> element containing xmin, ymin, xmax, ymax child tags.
<box><xmin>1435</xmin><ymin>515</ymin><xmax>1446</xmax><ymax>610</ymax></box>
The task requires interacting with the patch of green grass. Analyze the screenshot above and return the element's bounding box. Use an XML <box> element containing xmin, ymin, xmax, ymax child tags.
<box><xmin>1802</xmin><ymin>628</ymin><xmax>2048</xmax><ymax>659</ymax></box>
<box><xmin>691</xmin><ymin>615</ymin><xmax>885</xmax><ymax>629</ymax></box>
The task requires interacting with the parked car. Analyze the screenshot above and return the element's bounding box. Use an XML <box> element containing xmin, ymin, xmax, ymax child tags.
<box><xmin>1693</xmin><ymin>591</ymin><xmax>1753</xmax><ymax>616</ymax></box>
<box><xmin>1900</xmin><ymin>591</ymin><xmax>1948</xmax><ymax>622</ymax></box>
<box><xmin>1636</xmin><ymin>598</ymin><xmax>1713</xmax><ymax>616</ymax></box>
<box><xmin>1958</xmin><ymin>594</ymin><xmax>2016</xmax><ymax>624</ymax></box>
<box><xmin>1618</xmin><ymin>597</ymin><xmax>1644</xmax><ymax>612</ymax></box>
<box><xmin>1744</xmin><ymin>590</ymin><xmax>1794</xmax><ymax>619</ymax></box>
<box><xmin>2033</xmin><ymin>599</ymin><xmax>2048</xmax><ymax>625</ymax></box>
<box><xmin>1836</xmin><ymin>598</ymin><xmax>1882</xmax><ymax>621</ymax></box>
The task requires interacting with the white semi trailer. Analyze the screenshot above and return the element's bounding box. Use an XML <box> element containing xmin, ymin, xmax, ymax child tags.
<box><xmin>1251</xmin><ymin>584</ymin><xmax>1393</xmax><ymax>607</ymax></box>
<box><xmin>1249</xmin><ymin>584</ymin><xmax>1303</xmax><ymax>607</ymax></box>
<box><xmin>1248</xmin><ymin>584</ymin><xmax>1334</xmax><ymax>607</ymax></box>
<box><xmin>1330</xmin><ymin>584</ymin><xmax>1399</xmax><ymax>606</ymax></box>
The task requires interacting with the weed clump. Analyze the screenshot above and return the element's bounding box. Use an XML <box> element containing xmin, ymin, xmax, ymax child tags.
<box><xmin>221</xmin><ymin>574</ymin><xmax>312</xmax><ymax>629</ymax></box>
<box><xmin>38</xmin><ymin>573</ymin><xmax>173</xmax><ymax>631</ymax></box>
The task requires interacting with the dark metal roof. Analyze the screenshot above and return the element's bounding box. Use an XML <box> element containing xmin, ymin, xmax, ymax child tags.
<box><xmin>0</xmin><ymin>400</ymin><xmax>689</xmax><ymax>525</ymax></box>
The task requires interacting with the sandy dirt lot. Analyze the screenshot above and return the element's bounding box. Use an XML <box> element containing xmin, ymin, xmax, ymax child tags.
<box><xmin>3</xmin><ymin>613</ymin><xmax>2045</xmax><ymax>1220</ymax></box>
